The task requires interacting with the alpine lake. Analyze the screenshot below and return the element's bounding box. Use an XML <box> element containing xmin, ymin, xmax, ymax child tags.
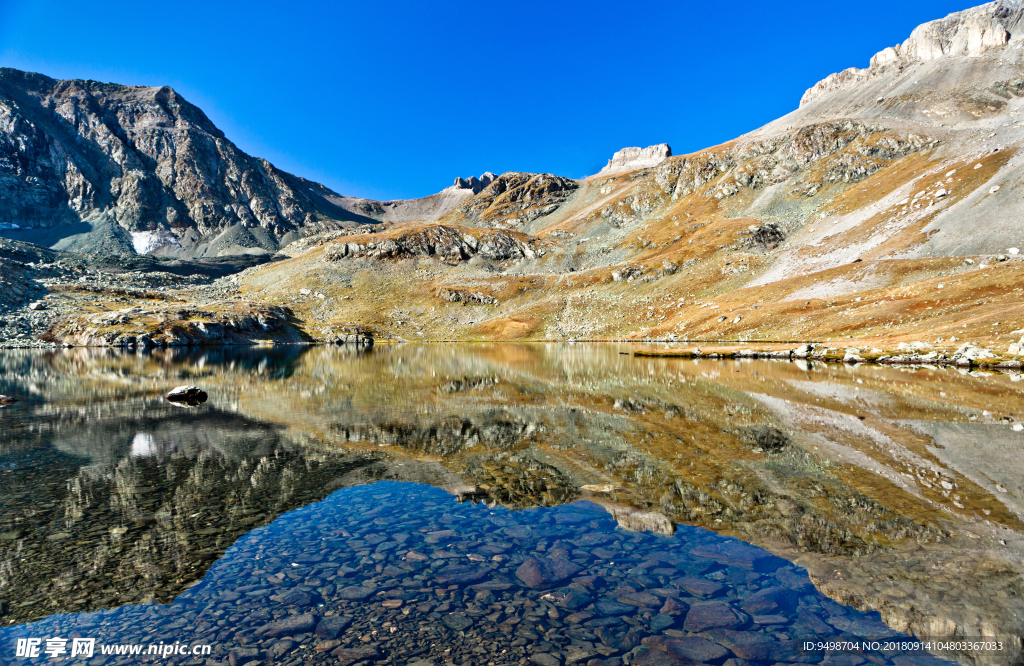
<box><xmin>1</xmin><ymin>343</ymin><xmax>1022</xmax><ymax>666</ymax></box>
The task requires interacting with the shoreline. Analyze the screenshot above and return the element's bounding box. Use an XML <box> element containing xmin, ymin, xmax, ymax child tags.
<box><xmin>0</xmin><ymin>337</ymin><xmax>1021</xmax><ymax>372</ymax></box>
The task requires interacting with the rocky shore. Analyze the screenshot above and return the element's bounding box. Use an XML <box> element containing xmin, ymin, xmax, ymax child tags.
<box><xmin>634</xmin><ymin>340</ymin><xmax>1024</xmax><ymax>371</ymax></box>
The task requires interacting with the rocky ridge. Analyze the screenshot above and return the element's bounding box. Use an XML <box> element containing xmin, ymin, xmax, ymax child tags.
<box><xmin>802</xmin><ymin>1</ymin><xmax>1024</xmax><ymax>106</ymax></box>
<box><xmin>438</xmin><ymin>172</ymin><xmax>581</xmax><ymax>228</ymax></box>
<box><xmin>0</xmin><ymin>69</ymin><xmax>371</xmax><ymax>258</ymax></box>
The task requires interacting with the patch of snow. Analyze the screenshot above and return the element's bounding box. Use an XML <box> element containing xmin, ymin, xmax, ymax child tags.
<box><xmin>131</xmin><ymin>229</ymin><xmax>182</xmax><ymax>255</ymax></box>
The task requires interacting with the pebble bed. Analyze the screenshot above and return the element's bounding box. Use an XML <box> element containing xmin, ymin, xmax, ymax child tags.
<box><xmin>1</xmin><ymin>482</ymin><xmax>950</xmax><ymax>666</ymax></box>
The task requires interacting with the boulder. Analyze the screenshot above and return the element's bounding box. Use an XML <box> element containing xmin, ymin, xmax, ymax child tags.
<box><xmin>530</xmin><ymin>654</ymin><xmax>562</xmax><ymax>666</ymax></box>
<box><xmin>629</xmin><ymin>649</ymin><xmax>687</xmax><ymax>666</ymax></box>
<box><xmin>336</xmin><ymin>585</ymin><xmax>376</xmax><ymax>600</ymax></box>
<box><xmin>164</xmin><ymin>386</ymin><xmax>208</xmax><ymax>405</ymax></box>
<box><xmin>442</xmin><ymin>613</ymin><xmax>474</xmax><ymax>631</ymax></box>
<box><xmin>434</xmin><ymin>564</ymin><xmax>491</xmax><ymax>585</ymax></box>
<box><xmin>275</xmin><ymin>589</ymin><xmax>322</xmax><ymax>606</ymax></box>
<box><xmin>675</xmin><ymin>577</ymin><xmax>724</xmax><ymax>598</ymax></box>
<box><xmin>329</xmin><ymin>325</ymin><xmax>374</xmax><ymax>347</ymax></box>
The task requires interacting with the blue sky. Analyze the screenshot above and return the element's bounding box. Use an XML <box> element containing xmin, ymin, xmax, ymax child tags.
<box><xmin>0</xmin><ymin>0</ymin><xmax>972</xmax><ymax>200</ymax></box>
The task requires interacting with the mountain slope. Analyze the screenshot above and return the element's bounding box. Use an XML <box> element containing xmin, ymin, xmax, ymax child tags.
<box><xmin>0</xmin><ymin>68</ymin><xmax>368</xmax><ymax>257</ymax></box>
<box><xmin>216</xmin><ymin>0</ymin><xmax>1024</xmax><ymax>358</ymax></box>
<box><xmin>3</xmin><ymin>0</ymin><xmax>1024</xmax><ymax>367</ymax></box>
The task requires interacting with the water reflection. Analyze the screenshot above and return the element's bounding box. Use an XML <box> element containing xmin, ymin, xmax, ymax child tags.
<box><xmin>0</xmin><ymin>402</ymin><xmax>386</xmax><ymax>623</ymax></box>
<box><xmin>0</xmin><ymin>344</ymin><xmax>1022</xmax><ymax>665</ymax></box>
<box><xmin>1</xmin><ymin>483</ymin><xmax>957</xmax><ymax>666</ymax></box>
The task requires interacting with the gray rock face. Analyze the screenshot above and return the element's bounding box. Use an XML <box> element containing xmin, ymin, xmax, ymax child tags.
<box><xmin>596</xmin><ymin>144</ymin><xmax>672</xmax><ymax>176</ymax></box>
<box><xmin>0</xmin><ymin>68</ymin><xmax>359</xmax><ymax>257</ymax></box>
<box><xmin>452</xmin><ymin>172</ymin><xmax>497</xmax><ymax>194</ymax></box>
<box><xmin>802</xmin><ymin>1</ymin><xmax>1023</xmax><ymax>106</ymax></box>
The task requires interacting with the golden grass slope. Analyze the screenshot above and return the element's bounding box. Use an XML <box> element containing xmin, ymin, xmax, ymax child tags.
<box><xmin>220</xmin><ymin>119</ymin><xmax>1023</xmax><ymax>366</ymax></box>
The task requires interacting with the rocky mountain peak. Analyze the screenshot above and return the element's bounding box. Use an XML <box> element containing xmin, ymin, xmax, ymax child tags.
<box><xmin>450</xmin><ymin>172</ymin><xmax>497</xmax><ymax>194</ymax></box>
<box><xmin>802</xmin><ymin>1</ymin><xmax>1022</xmax><ymax>106</ymax></box>
<box><xmin>596</xmin><ymin>144</ymin><xmax>672</xmax><ymax>176</ymax></box>
<box><xmin>0</xmin><ymin>68</ymin><xmax>360</xmax><ymax>258</ymax></box>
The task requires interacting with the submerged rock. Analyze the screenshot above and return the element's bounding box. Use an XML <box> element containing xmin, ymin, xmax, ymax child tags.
<box><xmin>254</xmin><ymin>613</ymin><xmax>317</xmax><ymax>637</ymax></box>
<box><xmin>515</xmin><ymin>556</ymin><xmax>584</xmax><ymax>588</ymax></box>
<box><xmin>641</xmin><ymin>635</ymin><xmax>731</xmax><ymax>663</ymax></box>
<box><xmin>683</xmin><ymin>602</ymin><xmax>749</xmax><ymax>632</ymax></box>
<box><xmin>315</xmin><ymin>615</ymin><xmax>353</xmax><ymax>639</ymax></box>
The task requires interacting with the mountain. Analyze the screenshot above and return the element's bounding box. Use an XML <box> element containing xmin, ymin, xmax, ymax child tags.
<box><xmin>0</xmin><ymin>68</ymin><xmax>511</xmax><ymax>259</ymax></box>
<box><xmin>216</xmin><ymin>0</ymin><xmax>1023</xmax><ymax>352</ymax></box>
<box><xmin>0</xmin><ymin>69</ymin><xmax>374</xmax><ymax>258</ymax></box>
<box><xmin>3</xmin><ymin>0</ymin><xmax>1024</xmax><ymax>366</ymax></box>
<box><xmin>317</xmin><ymin>172</ymin><xmax>499</xmax><ymax>224</ymax></box>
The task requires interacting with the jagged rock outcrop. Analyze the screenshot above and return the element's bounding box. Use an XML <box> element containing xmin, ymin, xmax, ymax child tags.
<box><xmin>0</xmin><ymin>68</ymin><xmax>361</xmax><ymax>257</ymax></box>
<box><xmin>614</xmin><ymin>122</ymin><xmax>933</xmax><ymax>214</ymax></box>
<box><xmin>437</xmin><ymin>287</ymin><xmax>498</xmax><ymax>305</ymax></box>
<box><xmin>452</xmin><ymin>172</ymin><xmax>497</xmax><ymax>193</ymax></box>
<box><xmin>322</xmin><ymin>225</ymin><xmax>544</xmax><ymax>263</ymax></box>
<box><xmin>596</xmin><ymin>144</ymin><xmax>672</xmax><ymax>176</ymax></box>
<box><xmin>801</xmin><ymin>0</ymin><xmax>1023</xmax><ymax>106</ymax></box>
<box><xmin>438</xmin><ymin>172</ymin><xmax>579</xmax><ymax>228</ymax></box>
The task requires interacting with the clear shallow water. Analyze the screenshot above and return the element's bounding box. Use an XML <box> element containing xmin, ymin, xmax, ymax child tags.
<box><xmin>1</xmin><ymin>482</ymin><xmax>951</xmax><ymax>666</ymax></box>
<box><xmin>1</xmin><ymin>344</ymin><xmax>1022</xmax><ymax>665</ymax></box>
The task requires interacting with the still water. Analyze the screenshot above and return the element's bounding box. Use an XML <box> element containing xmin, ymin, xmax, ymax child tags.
<box><xmin>1</xmin><ymin>344</ymin><xmax>1022</xmax><ymax>666</ymax></box>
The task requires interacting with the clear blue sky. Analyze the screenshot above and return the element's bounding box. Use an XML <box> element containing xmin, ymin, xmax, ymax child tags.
<box><xmin>0</xmin><ymin>0</ymin><xmax>972</xmax><ymax>200</ymax></box>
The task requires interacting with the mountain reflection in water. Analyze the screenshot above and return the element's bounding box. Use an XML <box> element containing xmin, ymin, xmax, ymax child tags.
<box><xmin>0</xmin><ymin>344</ymin><xmax>1022</xmax><ymax>666</ymax></box>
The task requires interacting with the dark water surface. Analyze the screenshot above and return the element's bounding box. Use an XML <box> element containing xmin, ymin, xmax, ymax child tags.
<box><xmin>1</xmin><ymin>344</ymin><xmax>1022</xmax><ymax>665</ymax></box>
